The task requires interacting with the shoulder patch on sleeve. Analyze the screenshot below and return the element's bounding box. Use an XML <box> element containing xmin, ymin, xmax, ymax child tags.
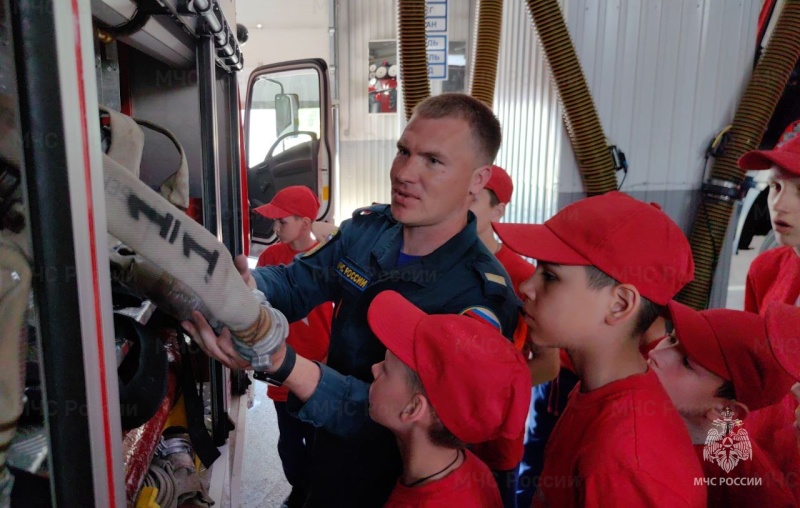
<box><xmin>484</xmin><ymin>272</ymin><xmax>508</xmax><ymax>286</ymax></box>
<box><xmin>459</xmin><ymin>306</ymin><xmax>502</xmax><ymax>333</ymax></box>
<box><xmin>352</xmin><ymin>204</ymin><xmax>391</xmax><ymax>220</ymax></box>
<box><xmin>303</xmin><ymin>227</ymin><xmax>340</xmax><ymax>258</ymax></box>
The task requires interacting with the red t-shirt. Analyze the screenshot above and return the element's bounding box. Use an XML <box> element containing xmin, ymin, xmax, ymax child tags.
<box><xmin>743</xmin><ymin>395</ymin><xmax>800</xmax><ymax>503</ymax></box>
<box><xmin>470</xmin><ymin>245</ymin><xmax>535</xmax><ymax>471</ymax></box>
<box><xmin>693</xmin><ymin>442</ymin><xmax>794</xmax><ymax>507</ymax></box>
<box><xmin>257</xmin><ymin>242</ymin><xmax>333</xmax><ymax>401</ymax></box>
<box><xmin>384</xmin><ymin>450</ymin><xmax>502</xmax><ymax>508</ymax></box>
<box><xmin>743</xmin><ymin>245</ymin><xmax>800</xmax><ymax>502</ymax></box>
<box><xmin>744</xmin><ymin>246</ymin><xmax>800</xmax><ymax>313</ymax></box>
<box><xmin>533</xmin><ymin>370</ymin><xmax>706</xmax><ymax>508</ymax></box>
<box><xmin>495</xmin><ymin>243</ymin><xmax>536</xmax><ymax>298</ymax></box>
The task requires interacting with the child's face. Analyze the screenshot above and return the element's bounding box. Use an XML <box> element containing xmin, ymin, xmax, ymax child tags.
<box><xmin>469</xmin><ymin>189</ymin><xmax>504</xmax><ymax>236</ymax></box>
<box><xmin>518</xmin><ymin>262</ymin><xmax>610</xmax><ymax>348</ymax></box>
<box><xmin>767</xmin><ymin>167</ymin><xmax>800</xmax><ymax>250</ymax></box>
<box><xmin>272</xmin><ymin>215</ymin><xmax>306</xmax><ymax>245</ymax></box>
<box><xmin>369</xmin><ymin>350</ymin><xmax>416</xmax><ymax>429</ymax></box>
<box><xmin>648</xmin><ymin>333</ymin><xmax>727</xmax><ymax>418</ymax></box>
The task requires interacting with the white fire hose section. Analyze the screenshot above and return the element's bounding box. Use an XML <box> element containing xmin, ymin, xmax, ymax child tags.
<box><xmin>102</xmin><ymin>152</ymin><xmax>287</xmax><ymax>369</ymax></box>
<box><xmin>0</xmin><ymin>241</ymin><xmax>31</xmax><ymax>507</ymax></box>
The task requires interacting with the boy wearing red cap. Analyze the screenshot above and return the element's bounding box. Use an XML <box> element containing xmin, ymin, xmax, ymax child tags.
<box><xmin>494</xmin><ymin>191</ymin><xmax>706</xmax><ymax>507</ymax></box>
<box><xmin>366</xmin><ymin>290</ymin><xmax>532</xmax><ymax>507</ymax></box>
<box><xmin>469</xmin><ymin>165</ymin><xmax>535</xmax><ymax>297</ymax></box>
<box><xmin>252</xmin><ymin>185</ymin><xmax>333</xmax><ymax>508</ymax></box>
<box><xmin>737</xmin><ymin>121</ymin><xmax>800</xmax><ymax>499</ymax></box>
<box><xmin>739</xmin><ymin>121</ymin><xmax>800</xmax><ymax>313</ymax></box>
<box><xmin>469</xmin><ymin>165</ymin><xmax>570</xmax><ymax>507</ymax></box>
<box><xmin>469</xmin><ymin>164</ymin><xmax>533</xmax><ymax>504</ymax></box>
<box><xmin>647</xmin><ymin>301</ymin><xmax>800</xmax><ymax>507</ymax></box>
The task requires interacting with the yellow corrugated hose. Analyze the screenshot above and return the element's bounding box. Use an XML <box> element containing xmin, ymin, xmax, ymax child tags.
<box><xmin>524</xmin><ymin>0</ymin><xmax>618</xmax><ymax>196</ymax></box>
<box><xmin>397</xmin><ymin>0</ymin><xmax>431</xmax><ymax>120</ymax></box>
<box><xmin>469</xmin><ymin>0</ymin><xmax>504</xmax><ymax>107</ymax></box>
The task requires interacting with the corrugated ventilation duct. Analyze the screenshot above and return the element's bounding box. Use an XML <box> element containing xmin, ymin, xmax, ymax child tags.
<box><xmin>469</xmin><ymin>0</ymin><xmax>503</xmax><ymax>106</ymax></box>
<box><xmin>524</xmin><ymin>0</ymin><xmax>617</xmax><ymax>196</ymax></box>
<box><xmin>397</xmin><ymin>0</ymin><xmax>430</xmax><ymax>120</ymax></box>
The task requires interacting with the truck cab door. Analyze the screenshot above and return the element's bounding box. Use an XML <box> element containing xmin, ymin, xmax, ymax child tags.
<box><xmin>244</xmin><ymin>58</ymin><xmax>333</xmax><ymax>245</ymax></box>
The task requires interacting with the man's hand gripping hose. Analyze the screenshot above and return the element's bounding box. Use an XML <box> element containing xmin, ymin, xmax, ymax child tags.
<box><xmin>103</xmin><ymin>152</ymin><xmax>287</xmax><ymax>367</ymax></box>
<box><xmin>230</xmin><ymin>290</ymin><xmax>288</xmax><ymax>370</ymax></box>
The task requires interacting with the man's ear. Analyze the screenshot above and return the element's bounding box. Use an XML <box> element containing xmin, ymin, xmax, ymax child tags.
<box><xmin>706</xmin><ymin>401</ymin><xmax>749</xmax><ymax>423</ymax></box>
<box><xmin>470</xmin><ymin>165</ymin><xmax>492</xmax><ymax>195</ymax></box>
<box><xmin>490</xmin><ymin>202</ymin><xmax>506</xmax><ymax>222</ymax></box>
<box><xmin>605</xmin><ymin>283</ymin><xmax>639</xmax><ymax>327</ymax></box>
<box><xmin>400</xmin><ymin>393</ymin><xmax>432</xmax><ymax>424</ymax></box>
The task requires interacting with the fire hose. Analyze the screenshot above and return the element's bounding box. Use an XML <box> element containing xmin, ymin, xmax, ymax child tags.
<box><xmin>103</xmin><ymin>146</ymin><xmax>287</xmax><ymax>369</ymax></box>
<box><xmin>0</xmin><ymin>241</ymin><xmax>31</xmax><ymax>507</ymax></box>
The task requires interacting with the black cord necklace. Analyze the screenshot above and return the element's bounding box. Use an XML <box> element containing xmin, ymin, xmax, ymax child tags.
<box><xmin>405</xmin><ymin>449</ymin><xmax>462</xmax><ymax>488</ymax></box>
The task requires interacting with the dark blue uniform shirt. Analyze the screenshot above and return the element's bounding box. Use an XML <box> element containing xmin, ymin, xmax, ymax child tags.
<box><xmin>252</xmin><ymin>204</ymin><xmax>520</xmax><ymax>507</ymax></box>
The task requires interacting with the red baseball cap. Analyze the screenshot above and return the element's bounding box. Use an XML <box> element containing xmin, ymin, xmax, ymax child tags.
<box><xmin>738</xmin><ymin>120</ymin><xmax>800</xmax><ymax>176</ymax></box>
<box><xmin>668</xmin><ymin>300</ymin><xmax>800</xmax><ymax>411</ymax></box>
<box><xmin>253</xmin><ymin>185</ymin><xmax>320</xmax><ymax>220</ymax></box>
<box><xmin>485</xmin><ymin>165</ymin><xmax>513</xmax><ymax>204</ymax></box>
<box><xmin>493</xmin><ymin>191</ymin><xmax>694</xmax><ymax>305</ymax></box>
<box><xmin>367</xmin><ymin>291</ymin><xmax>531</xmax><ymax>444</ymax></box>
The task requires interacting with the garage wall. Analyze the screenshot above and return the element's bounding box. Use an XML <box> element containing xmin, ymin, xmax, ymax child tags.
<box><xmin>493</xmin><ymin>0</ymin><xmax>564</xmax><ymax>225</ymax></box>
<box><xmin>557</xmin><ymin>0</ymin><xmax>760</xmax><ymax>231</ymax></box>
<box><xmin>335</xmin><ymin>0</ymin><xmax>399</xmax><ymax>221</ymax></box>
<box><xmin>236</xmin><ymin>0</ymin><xmax>760</xmax><ymax>232</ymax></box>
<box><xmin>336</xmin><ymin>0</ymin><xmax>474</xmax><ymax>221</ymax></box>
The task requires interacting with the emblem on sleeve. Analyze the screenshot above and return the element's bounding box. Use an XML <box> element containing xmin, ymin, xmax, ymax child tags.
<box><xmin>459</xmin><ymin>306</ymin><xmax>501</xmax><ymax>332</ymax></box>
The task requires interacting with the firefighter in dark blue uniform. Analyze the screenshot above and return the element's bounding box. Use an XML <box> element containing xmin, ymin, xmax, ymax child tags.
<box><xmin>251</xmin><ymin>203</ymin><xmax>519</xmax><ymax>506</ymax></box>
<box><xmin>184</xmin><ymin>93</ymin><xmax>556</xmax><ymax>508</ymax></box>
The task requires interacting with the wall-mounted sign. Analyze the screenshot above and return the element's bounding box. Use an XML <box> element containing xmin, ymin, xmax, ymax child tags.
<box><xmin>425</xmin><ymin>0</ymin><xmax>447</xmax><ymax>80</ymax></box>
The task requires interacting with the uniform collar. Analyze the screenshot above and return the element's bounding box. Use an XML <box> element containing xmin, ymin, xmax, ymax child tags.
<box><xmin>371</xmin><ymin>212</ymin><xmax>480</xmax><ymax>287</ymax></box>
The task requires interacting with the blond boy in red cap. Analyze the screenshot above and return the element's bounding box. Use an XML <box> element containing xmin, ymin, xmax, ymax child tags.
<box><xmin>647</xmin><ymin>301</ymin><xmax>800</xmax><ymax>507</ymax></box>
<box><xmin>736</xmin><ymin>121</ymin><xmax>800</xmax><ymax>500</ymax></box>
<box><xmin>740</xmin><ymin>121</ymin><xmax>800</xmax><ymax>313</ymax></box>
<box><xmin>253</xmin><ymin>185</ymin><xmax>333</xmax><ymax>508</ymax></box>
<box><xmin>494</xmin><ymin>191</ymin><xmax>705</xmax><ymax>507</ymax></box>
<box><xmin>366</xmin><ymin>290</ymin><xmax>531</xmax><ymax>507</ymax></box>
<box><xmin>470</xmin><ymin>165</ymin><xmax>570</xmax><ymax>506</ymax></box>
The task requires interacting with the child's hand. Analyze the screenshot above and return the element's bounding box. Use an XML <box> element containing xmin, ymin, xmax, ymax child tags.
<box><xmin>234</xmin><ymin>254</ymin><xmax>256</xmax><ymax>290</ymax></box>
<box><xmin>792</xmin><ymin>383</ymin><xmax>800</xmax><ymax>430</ymax></box>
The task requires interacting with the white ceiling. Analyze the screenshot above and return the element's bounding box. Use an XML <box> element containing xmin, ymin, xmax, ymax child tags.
<box><xmin>235</xmin><ymin>0</ymin><xmax>330</xmax><ymax>31</ymax></box>
<box><xmin>233</xmin><ymin>0</ymin><xmax>331</xmax><ymax>89</ymax></box>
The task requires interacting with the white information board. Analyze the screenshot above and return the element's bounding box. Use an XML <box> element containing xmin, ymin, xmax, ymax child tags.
<box><xmin>425</xmin><ymin>0</ymin><xmax>447</xmax><ymax>80</ymax></box>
